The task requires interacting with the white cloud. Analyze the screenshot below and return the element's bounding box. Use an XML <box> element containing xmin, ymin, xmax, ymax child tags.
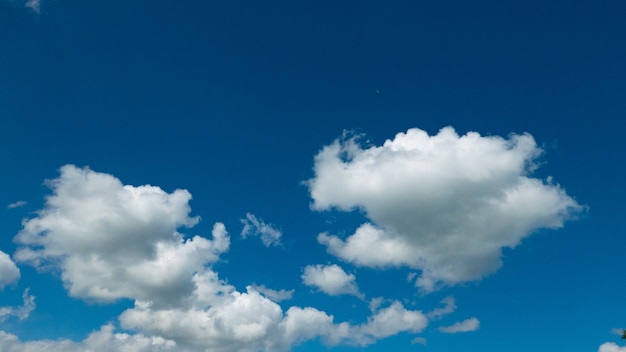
<box><xmin>7</xmin><ymin>165</ymin><xmax>431</xmax><ymax>351</ymax></box>
<box><xmin>7</xmin><ymin>201</ymin><xmax>26</xmax><ymax>209</ymax></box>
<box><xmin>0</xmin><ymin>324</ymin><xmax>176</xmax><ymax>352</ymax></box>
<box><xmin>308</xmin><ymin>127</ymin><xmax>583</xmax><ymax>292</ymax></box>
<box><xmin>599</xmin><ymin>343</ymin><xmax>626</xmax><ymax>352</ymax></box>
<box><xmin>0</xmin><ymin>289</ymin><xmax>36</xmax><ymax>322</ymax></box>
<box><xmin>240</xmin><ymin>213</ymin><xmax>282</xmax><ymax>247</ymax></box>
<box><xmin>12</xmin><ymin>165</ymin><xmax>230</xmax><ymax>306</ymax></box>
<box><xmin>357</xmin><ymin>301</ymin><xmax>428</xmax><ymax>342</ymax></box>
<box><xmin>0</xmin><ymin>251</ymin><xmax>20</xmax><ymax>290</ymax></box>
<box><xmin>439</xmin><ymin>317</ymin><xmax>480</xmax><ymax>333</ymax></box>
<box><xmin>302</xmin><ymin>264</ymin><xmax>362</xmax><ymax>298</ymax></box>
<box><xmin>250</xmin><ymin>284</ymin><xmax>294</xmax><ymax>302</ymax></box>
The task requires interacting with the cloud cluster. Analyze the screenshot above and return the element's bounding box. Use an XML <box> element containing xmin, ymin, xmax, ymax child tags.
<box><xmin>0</xmin><ymin>324</ymin><xmax>176</xmax><ymax>352</ymax></box>
<box><xmin>240</xmin><ymin>213</ymin><xmax>282</xmax><ymax>247</ymax></box>
<box><xmin>308</xmin><ymin>127</ymin><xmax>583</xmax><ymax>291</ymax></box>
<box><xmin>3</xmin><ymin>165</ymin><xmax>432</xmax><ymax>351</ymax></box>
<box><xmin>302</xmin><ymin>264</ymin><xmax>362</xmax><ymax>298</ymax></box>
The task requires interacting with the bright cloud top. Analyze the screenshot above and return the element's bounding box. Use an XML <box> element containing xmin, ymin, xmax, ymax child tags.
<box><xmin>4</xmin><ymin>165</ymin><xmax>433</xmax><ymax>351</ymax></box>
<box><xmin>302</xmin><ymin>264</ymin><xmax>363</xmax><ymax>298</ymax></box>
<box><xmin>308</xmin><ymin>127</ymin><xmax>583</xmax><ymax>292</ymax></box>
<box><xmin>240</xmin><ymin>213</ymin><xmax>282</xmax><ymax>247</ymax></box>
<box><xmin>12</xmin><ymin>165</ymin><xmax>226</xmax><ymax>306</ymax></box>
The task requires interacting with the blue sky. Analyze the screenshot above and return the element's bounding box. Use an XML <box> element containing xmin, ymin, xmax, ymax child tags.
<box><xmin>1</xmin><ymin>0</ymin><xmax>625</xmax><ymax>351</ymax></box>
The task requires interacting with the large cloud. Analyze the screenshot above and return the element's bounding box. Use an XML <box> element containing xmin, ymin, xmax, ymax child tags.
<box><xmin>13</xmin><ymin>165</ymin><xmax>227</xmax><ymax>306</ymax></box>
<box><xmin>0</xmin><ymin>250</ymin><xmax>20</xmax><ymax>290</ymax></box>
<box><xmin>308</xmin><ymin>127</ymin><xmax>583</xmax><ymax>291</ymax></box>
<box><xmin>6</xmin><ymin>165</ymin><xmax>431</xmax><ymax>351</ymax></box>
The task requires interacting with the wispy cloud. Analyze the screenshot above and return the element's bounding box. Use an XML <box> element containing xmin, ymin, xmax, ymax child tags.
<box><xmin>439</xmin><ymin>317</ymin><xmax>480</xmax><ymax>333</ymax></box>
<box><xmin>427</xmin><ymin>296</ymin><xmax>456</xmax><ymax>319</ymax></box>
<box><xmin>7</xmin><ymin>200</ymin><xmax>26</xmax><ymax>209</ymax></box>
<box><xmin>250</xmin><ymin>284</ymin><xmax>294</xmax><ymax>302</ymax></box>
<box><xmin>25</xmin><ymin>0</ymin><xmax>40</xmax><ymax>13</ymax></box>
<box><xmin>240</xmin><ymin>212</ymin><xmax>282</xmax><ymax>247</ymax></box>
<box><xmin>0</xmin><ymin>289</ymin><xmax>36</xmax><ymax>322</ymax></box>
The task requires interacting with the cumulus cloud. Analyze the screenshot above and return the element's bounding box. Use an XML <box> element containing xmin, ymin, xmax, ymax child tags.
<box><xmin>0</xmin><ymin>289</ymin><xmax>36</xmax><ymax>322</ymax></box>
<box><xmin>7</xmin><ymin>165</ymin><xmax>431</xmax><ymax>351</ymax></box>
<box><xmin>250</xmin><ymin>284</ymin><xmax>294</xmax><ymax>302</ymax></box>
<box><xmin>0</xmin><ymin>251</ymin><xmax>20</xmax><ymax>290</ymax></box>
<box><xmin>439</xmin><ymin>317</ymin><xmax>480</xmax><ymax>333</ymax></box>
<box><xmin>599</xmin><ymin>343</ymin><xmax>626</xmax><ymax>352</ymax></box>
<box><xmin>12</xmin><ymin>165</ymin><xmax>230</xmax><ymax>306</ymax></box>
<box><xmin>308</xmin><ymin>127</ymin><xmax>583</xmax><ymax>291</ymax></box>
<box><xmin>302</xmin><ymin>264</ymin><xmax>362</xmax><ymax>298</ymax></box>
<box><xmin>240</xmin><ymin>213</ymin><xmax>282</xmax><ymax>247</ymax></box>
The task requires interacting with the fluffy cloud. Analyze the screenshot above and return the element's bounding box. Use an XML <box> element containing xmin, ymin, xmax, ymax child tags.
<box><xmin>308</xmin><ymin>127</ymin><xmax>583</xmax><ymax>291</ymax></box>
<box><xmin>0</xmin><ymin>251</ymin><xmax>20</xmax><ymax>290</ymax></box>
<box><xmin>13</xmin><ymin>165</ymin><xmax>228</xmax><ymax>306</ymax></box>
<box><xmin>7</xmin><ymin>165</ymin><xmax>430</xmax><ymax>351</ymax></box>
<box><xmin>240</xmin><ymin>213</ymin><xmax>282</xmax><ymax>247</ymax></box>
<box><xmin>599</xmin><ymin>343</ymin><xmax>626</xmax><ymax>352</ymax></box>
<box><xmin>302</xmin><ymin>264</ymin><xmax>362</xmax><ymax>298</ymax></box>
<box><xmin>0</xmin><ymin>324</ymin><xmax>176</xmax><ymax>352</ymax></box>
<box><xmin>439</xmin><ymin>317</ymin><xmax>480</xmax><ymax>333</ymax></box>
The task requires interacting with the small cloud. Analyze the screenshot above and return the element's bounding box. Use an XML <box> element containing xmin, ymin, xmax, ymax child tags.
<box><xmin>302</xmin><ymin>264</ymin><xmax>363</xmax><ymax>298</ymax></box>
<box><xmin>439</xmin><ymin>317</ymin><xmax>480</xmax><ymax>333</ymax></box>
<box><xmin>411</xmin><ymin>337</ymin><xmax>427</xmax><ymax>345</ymax></box>
<box><xmin>7</xmin><ymin>201</ymin><xmax>26</xmax><ymax>209</ymax></box>
<box><xmin>240</xmin><ymin>213</ymin><xmax>282</xmax><ymax>247</ymax></box>
<box><xmin>427</xmin><ymin>296</ymin><xmax>456</xmax><ymax>319</ymax></box>
<box><xmin>0</xmin><ymin>288</ymin><xmax>36</xmax><ymax>322</ymax></box>
<box><xmin>250</xmin><ymin>284</ymin><xmax>294</xmax><ymax>302</ymax></box>
<box><xmin>369</xmin><ymin>297</ymin><xmax>384</xmax><ymax>312</ymax></box>
<box><xmin>25</xmin><ymin>0</ymin><xmax>40</xmax><ymax>13</ymax></box>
